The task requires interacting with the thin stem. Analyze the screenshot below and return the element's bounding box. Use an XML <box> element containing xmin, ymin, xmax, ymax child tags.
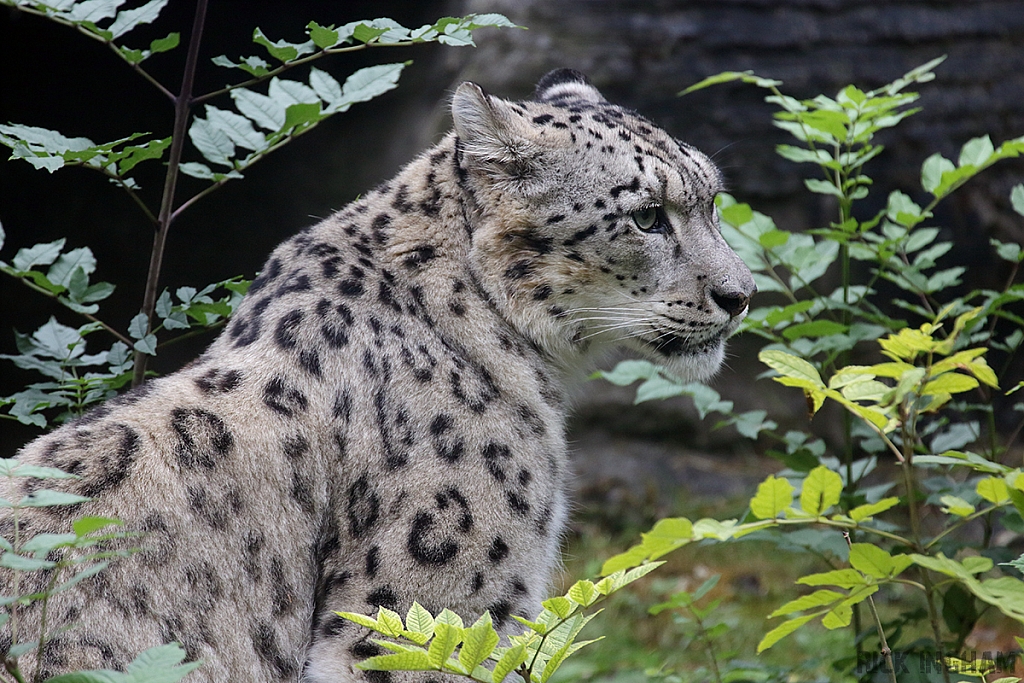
<box><xmin>3</xmin><ymin>659</ymin><xmax>26</xmax><ymax>683</ymax></box>
<box><xmin>191</xmin><ymin>40</ymin><xmax>414</xmax><ymax>105</ymax></box>
<box><xmin>5</xmin><ymin>272</ymin><xmax>135</xmax><ymax>347</ymax></box>
<box><xmin>8</xmin><ymin>4</ymin><xmax>174</xmax><ymax>102</ymax></box>
<box><xmin>844</xmin><ymin>531</ymin><xmax>897</xmax><ymax>683</ymax></box>
<box><xmin>690</xmin><ymin>609</ymin><xmax>723</xmax><ymax>683</ymax></box>
<box><xmin>172</xmin><ymin>111</ymin><xmax>329</xmax><ymax>220</ymax></box>
<box><xmin>925</xmin><ymin>503</ymin><xmax>1008</xmax><ymax>550</ymax></box>
<box><xmin>131</xmin><ymin>0</ymin><xmax>208</xmax><ymax>388</ymax></box>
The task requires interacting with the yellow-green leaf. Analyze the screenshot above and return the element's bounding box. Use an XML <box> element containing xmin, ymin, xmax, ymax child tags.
<box><xmin>821</xmin><ymin>602</ymin><xmax>853</xmax><ymax>629</ymax></box>
<box><xmin>405</xmin><ymin>602</ymin><xmax>435</xmax><ymax>639</ymax></box>
<box><xmin>492</xmin><ymin>644</ymin><xmax>527</xmax><ymax>683</ymax></box>
<box><xmin>977</xmin><ymin>477</ymin><xmax>1010</xmax><ymax>504</ymax></box>
<box><xmin>567</xmin><ymin>580</ymin><xmax>599</xmax><ymax>607</ymax></box>
<box><xmin>797</xmin><ymin>568</ymin><xmax>866</xmax><ymax>589</ymax></box>
<box><xmin>358</xmin><ymin>650</ymin><xmax>435</xmax><ymax>672</ymax></box>
<box><xmin>940</xmin><ymin>494</ymin><xmax>976</xmax><ymax>517</ymax></box>
<box><xmin>750</xmin><ymin>475</ymin><xmax>794</xmax><ymax>519</ymax></box>
<box><xmin>378</xmin><ymin>607</ymin><xmax>405</xmax><ymax>637</ymax></box>
<box><xmin>849</xmin><ymin>543</ymin><xmax>898</xmax><ymax>579</ymax></box>
<box><xmin>460</xmin><ymin>612</ymin><xmax>499</xmax><ymax>673</ymax></box>
<box><xmin>759</xmin><ymin>350</ymin><xmax>825</xmax><ymax>388</ymax></box>
<box><xmin>770</xmin><ymin>589</ymin><xmax>842</xmax><ymax>617</ymax></box>
<box><xmin>757</xmin><ymin>614</ymin><xmax>816</xmax><ymax>653</ymax></box>
<box><xmin>922</xmin><ymin>372</ymin><xmax>979</xmax><ymax>396</ymax></box>
<box><xmin>542</xmin><ymin>596</ymin><xmax>574</xmax><ymax>619</ymax></box>
<box><xmin>848</xmin><ymin>497</ymin><xmax>900</xmax><ymax>521</ymax></box>
<box><xmin>800</xmin><ymin>466</ymin><xmax>842</xmax><ymax>516</ymax></box>
<box><xmin>427</xmin><ymin>621</ymin><xmax>463</xmax><ymax>668</ymax></box>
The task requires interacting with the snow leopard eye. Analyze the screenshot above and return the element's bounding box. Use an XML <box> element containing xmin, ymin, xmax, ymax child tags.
<box><xmin>631</xmin><ymin>206</ymin><xmax>663</xmax><ymax>233</ymax></box>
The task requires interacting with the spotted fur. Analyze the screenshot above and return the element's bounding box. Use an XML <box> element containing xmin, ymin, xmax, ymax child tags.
<box><xmin>1</xmin><ymin>69</ymin><xmax>754</xmax><ymax>681</ymax></box>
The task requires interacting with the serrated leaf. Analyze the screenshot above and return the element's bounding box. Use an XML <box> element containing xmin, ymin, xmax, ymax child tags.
<box><xmin>542</xmin><ymin>596</ymin><xmax>574</xmax><ymax>619</ymax></box>
<box><xmin>427</xmin><ymin>620</ymin><xmax>463</xmax><ymax>668</ymax></box>
<box><xmin>204</xmin><ymin>105</ymin><xmax>266</xmax><ymax>151</ymax></box>
<box><xmin>405</xmin><ymin>602</ymin><xmax>434</xmax><ymax>638</ymax></box>
<box><xmin>358</xmin><ymin>650</ymin><xmax>435</xmax><ymax>672</ymax></box>
<box><xmin>567</xmin><ymin>580</ymin><xmax>599</xmax><ymax>607</ymax></box>
<box><xmin>188</xmin><ymin>115</ymin><xmax>234</xmax><ymax>167</ymax></box>
<box><xmin>459</xmin><ymin>612</ymin><xmax>499</xmax><ymax>672</ymax></box>
<box><xmin>377</xmin><ymin>607</ymin><xmax>405</xmax><ymax>637</ymax></box>
<box><xmin>849</xmin><ymin>543</ymin><xmax>900</xmax><ymax>578</ymax></box>
<box><xmin>339</xmin><ymin>63</ymin><xmax>407</xmax><ymax>108</ymax></box>
<box><xmin>47</xmin><ymin>247</ymin><xmax>97</xmax><ymax>289</ymax></box>
<box><xmin>252</xmin><ymin>27</ymin><xmax>314</xmax><ymax>63</ymax></box>
<box><xmin>492</xmin><ymin>643</ymin><xmax>527</xmax><ymax>683</ymax></box>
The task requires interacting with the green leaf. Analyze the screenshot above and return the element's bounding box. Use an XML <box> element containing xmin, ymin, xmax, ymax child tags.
<box><xmin>359</xmin><ymin>650</ymin><xmax>435</xmax><ymax>672</ymax></box>
<box><xmin>750</xmin><ymin>475</ymin><xmax>794</xmax><ymax>519</ymax></box>
<box><xmin>976</xmin><ymin>476</ymin><xmax>1010</xmax><ymax>504</ymax></box>
<box><xmin>149</xmin><ymin>32</ymin><xmax>179</xmax><ymax>53</ymax></box>
<box><xmin>843</xmin><ymin>497</ymin><xmax>901</xmax><ymax>524</ymax></box>
<box><xmin>20</xmin><ymin>531</ymin><xmax>77</xmax><ymax>554</ymax></box>
<box><xmin>1011</xmin><ymin>184</ymin><xmax>1024</xmax><ymax>217</ymax></box>
<box><xmin>921</xmin><ymin>152</ymin><xmax>955</xmax><ymax>194</ymax></box>
<box><xmin>307</xmin><ymin>21</ymin><xmax>340</xmax><ymax>49</ymax></box>
<box><xmin>921</xmin><ymin>372</ymin><xmax>978</xmax><ymax>396</ymax></box>
<box><xmin>541</xmin><ymin>596</ymin><xmax>575</xmax><ymax>619</ymax></box>
<box><xmin>804</xmin><ymin>178</ymin><xmax>844</xmax><ymax>197</ymax></box>
<box><xmin>958</xmin><ymin>135</ymin><xmax>995</xmax><ymax>168</ymax></box>
<box><xmin>338</xmin><ymin>63</ymin><xmax>407</xmax><ymax>109</ymax></box>
<box><xmin>19</xmin><ymin>489</ymin><xmax>90</xmax><ymax>507</ymax></box>
<box><xmin>757</xmin><ymin>614</ymin><xmax>815</xmax><ymax>653</ymax></box>
<box><xmin>800</xmin><ymin>466</ymin><xmax>842</xmax><ymax>516</ymax></box>
<box><xmin>782</xmin><ymin>320</ymin><xmax>848</xmax><ymax>341</ymax></box>
<box><xmin>12</xmin><ymin>238</ymin><xmax>66</xmax><ymax>271</ymax></box>
<box><xmin>231</xmin><ymin>88</ymin><xmax>286</xmax><ymax>131</ymax></box>
<box><xmin>0</xmin><ymin>551</ymin><xmax>56</xmax><ymax>571</ymax></box>
<box><xmin>492</xmin><ymin>643</ymin><xmax>527</xmax><ymax>683</ymax></box>
<box><xmin>797</xmin><ymin>568</ymin><xmax>867</xmax><ymax>589</ymax></box>
<box><xmin>283</xmin><ymin>102</ymin><xmax>322</xmax><ymax>131</ymax></box>
<box><xmin>336</xmin><ymin>611</ymin><xmax>379</xmax><ymax>630</ymax></box>
<box><xmin>565</xmin><ymin>580</ymin><xmax>598</xmax><ymax>607</ymax></box>
<box><xmin>770</xmin><ymin>589</ymin><xmax>843</xmax><ymax>617</ymax></box>
<box><xmin>940</xmin><ymin>494</ymin><xmax>976</xmax><ymax>517</ymax></box>
<box><xmin>252</xmin><ymin>27</ymin><xmax>314</xmax><ymax>63</ymax></box>
<box><xmin>759</xmin><ymin>350</ymin><xmax>825</xmax><ymax>389</ymax></box>
<box><xmin>427</xmin><ymin>615</ymin><xmax>463</xmax><ymax>668</ymax></box>
<box><xmin>459</xmin><ymin>612</ymin><xmax>499</xmax><ymax>673</ymax></box>
<box><xmin>404</xmin><ymin>602</ymin><xmax>434</xmax><ymax>640</ymax></box>
<box><xmin>849</xmin><ymin>543</ymin><xmax>908</xmax><ymax>579</ymax></box>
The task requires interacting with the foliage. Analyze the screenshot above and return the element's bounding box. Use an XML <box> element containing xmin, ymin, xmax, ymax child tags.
<box><xmin>336</xmin><ymin>564</ymin><xmax>663</xmax><ymax>683</ymax></box>
<box><xmin>1</xmin><ymin>1</ymin><xmax>517</xmax><ymax>680</ymax></box>
<box><xmin>592</xmin><ymin>58</ymin><xmax>1024</xmax><ymax>682</ymax></box>
<box><xmin>0</xmin><ymin>0</ymin><xmax>517</xmax><ymax>423</ymax></box>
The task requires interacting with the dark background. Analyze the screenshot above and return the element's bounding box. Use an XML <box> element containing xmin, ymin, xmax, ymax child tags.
<box><xmin>2</xmin><ymin>0</ymin><xmax>1022</xmax><ymax>478</ymax></box>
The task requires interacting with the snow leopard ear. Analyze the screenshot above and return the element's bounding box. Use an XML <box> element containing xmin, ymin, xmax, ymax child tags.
<box><xmin>533</xmin><ymin>68</ymin><xmax>606</xmax><ymax>104</ymax></box>
<box><xmin>452</xmin><ymin>81</ymin><xmax>539</xmax><ymax>179</ymax></box>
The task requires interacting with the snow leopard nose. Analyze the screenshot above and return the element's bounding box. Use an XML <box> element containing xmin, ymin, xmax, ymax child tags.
<box><xmin>711</xmin><ymin>284</ymin><xmax>755</xmax><ymax>318</ymax></box>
